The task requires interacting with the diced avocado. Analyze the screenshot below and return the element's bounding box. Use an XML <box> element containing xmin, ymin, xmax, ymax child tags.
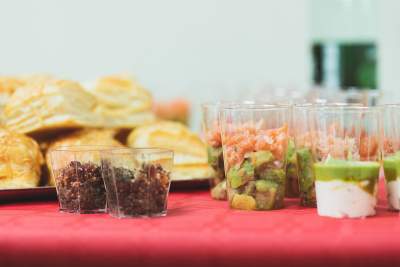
<box><xmin>259</xmin><ymin>169</ymin><xmax>285</xmax><ymax>185</ymax></box>
<box><xmin>244</xmin><ymin>181</ymin><xmax>256</xmax><ymax>195</ymax></box>
<box><xmin>227</xmin><ymin>166</ymin><xmax>242</xmax><ymax>189</ymax></box>
<box><xmin>255</xmin><ymin>189</ymin><xmax>277</xmax><ymax>210</ymax></box>
<box><xmin>228</xmin><ymin>159</ymin><xmax>255</xmax><ymax>189</ymax></box>
<box><xmin>255</xmin><ymin>180</ymin><xmax>278</xmax><ymax>192</ymax></box>
<box><xmin>210</xmin><ymin>180</ymin><xmax>227</xmax><ymax>200</ymax></box>
<box><xmin>231</xmin><ymin>194</ymin><xmax>257</xmax><ymax>210</ymax></box>
<box><xmin>248</xmin><ymin>151</ymin><xmax>274</xmax><ymax>169</ymax></box>
<box><xmin>296</xmin><ymin>148</ymin><xmax>315</xmax><ymax>191</ymax></box>
<box><xmin>207</xmin><ymin>146</ymin><xmax>223</xmax><ymax>169</ymax></box>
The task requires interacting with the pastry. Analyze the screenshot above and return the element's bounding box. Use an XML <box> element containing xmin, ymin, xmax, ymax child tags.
<box><xmin>0</xmin><ymin>77</ymin><xmax>26</xmax><ymax>118</ymax></box>
<box><xmin>84</xmin><ymin>74</ymin><xmax>155</xmax><ymax>128</ymax></box>
<box><xmin>46</xmin><ymin>128</ymin><xmax>124</xmax><ymax>185</ymax></box>
<box><xmin>2</xmin><ymin>78</ymin><xmax>103</xmax><ymax>134</ymax></box>
<box><xmin>127</xmin><ymin>121</ymin><xmax>213</xmax><ymax>180</ymax></box>
<box><xmin>0</xmin><ymin>128</ymin><xmax>43</xmax><ymax>189</ymax></box>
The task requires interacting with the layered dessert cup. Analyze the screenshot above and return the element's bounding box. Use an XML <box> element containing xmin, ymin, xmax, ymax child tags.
<box><xmin>310</xmin><ymin>106</ymin><xmax>381</xmax><ymax>218</ymax></box>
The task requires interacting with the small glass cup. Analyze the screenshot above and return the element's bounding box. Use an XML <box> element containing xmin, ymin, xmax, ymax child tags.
<box><xmin>310</xmin><ymin>106</ymin><xmax>381</xmax><ymax>218</ymax></box>
<box><xmin>382</xmin><ymin>104</ymin><xmax>400</xmax><ymax>211</ymax></box>
<box><xmin>49</xmin><ymin>145</ymin><xmax>114</xmax><ymax>213</ymax></box>
<box><xmin>220</xmin><ymin>104</ymin><xmax>290</xmax><ymax>211</ymax></box>
<box><xmin>100</xmin><ymin>148</ymin><xmax>173</xmax><ymax>218</ymax></box>
<box><xmin>201</xmin><ymin>102</ymin><xmax>227</xmax><ymax>200</ymax></box>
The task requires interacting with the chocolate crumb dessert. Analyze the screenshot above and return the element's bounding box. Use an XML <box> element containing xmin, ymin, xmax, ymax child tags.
<box><xmin>102</xmin><ymin>161</ymin><xmax>171</xmax><ymax>217</ymax></box>
<box><xmin>55</xmin><ymin>161</ymin><xmax>106</xmax><ymax>213</ymax></box>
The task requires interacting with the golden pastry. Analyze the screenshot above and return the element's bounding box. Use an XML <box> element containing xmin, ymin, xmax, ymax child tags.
<box><xmin>84</xmin><ymin>74</ymin><xmax>155</xmax><ymax>128</ymax></box>
<box><xmin>46</xmin><ymin>128</ymin><xmax>124</xmax><ymax>185</ymax></box>
<box><xmin>2</xmin><ymin>78</ymin><xmax>103</xmax><ymax>134</ymax></box>
<box><xmin>0</xmin><ymin>128</ymin><xmax>43</xmax><ymax>189</ymax></box>
<box><xmin>127</xmin><ymin>121</ymin><xmax>213</xmax><ymax>181</ymax></box>
<box><xmin>0</xmin><ymin>77</ymin><xmax>26</xmax><ymax>117</ymax></box>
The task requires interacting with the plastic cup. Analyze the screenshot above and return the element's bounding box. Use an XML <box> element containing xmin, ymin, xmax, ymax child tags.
<box><xmin>201</xmin><ymin>102</ymin><xmax>227</xmax><ymax>200</ymax></box>
<box><xmin>220</xmin><ymin>104</ymin><xmax>290</xmax><ymax>211</ymax></box>
<box><xmin>310</xmin><ymin>106</ymin><xmax>381</xmax><ymax>218</ymax></box>
<box><xmin>100</xmin><ymin>148</ymin><xmax>173</xmax><ymax>218</ymax></box>
<box><xmin>49</xmin><ymin>145</ymin><xmax>115</xmax><ymax>213</ymax></box>
<box><xmin>382</xmin><ymin>104</ymin><xmax>400</xmax><ymax>211</ymax></box>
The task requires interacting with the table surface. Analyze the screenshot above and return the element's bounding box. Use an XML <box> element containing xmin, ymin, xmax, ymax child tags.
<box><xmin>0</xmin><ymin>189</ymin><xmax>399</xmax><ymax>267</ymax></box>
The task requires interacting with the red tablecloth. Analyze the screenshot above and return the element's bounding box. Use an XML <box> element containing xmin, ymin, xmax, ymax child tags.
<box><xmin>0</xmin><ymin>190</ymin><xmax>399</xmax><ymax>267</ymax></box>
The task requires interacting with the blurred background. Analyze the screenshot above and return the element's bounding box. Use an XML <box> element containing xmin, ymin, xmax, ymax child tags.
<box><xmin>0</xmin><ymin>0</ymin><xmax>399</xmax><ymax>130</ymax></box>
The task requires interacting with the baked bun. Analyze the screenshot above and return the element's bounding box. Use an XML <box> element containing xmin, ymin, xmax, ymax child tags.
<box><xmin>2</xmin><ymin>78</ymin><xmax>103</xmax><ymax>134</ymax></box>
<box><xmin>127</xmin><ymin>121</ymin><xmax>213</xmax><ymax>180</ymax></box>
<box><xmin>0</xmin><ymin>128</ymin><xmax>43</xmax><ymax>189</ymax></box>
<box><xmin>85</xmin><ymin>74</ymin><xmax>155</xmax><ymax>128</ymax></box>
<box><xmin>0</xmin><ymin>77</ymin><xmax>26</xmax><ymax>116</ymax></box>
<box><xmin>46</xmin><ymin>128</ymin><xmax>124</xmax><ymax>185</ymax></box>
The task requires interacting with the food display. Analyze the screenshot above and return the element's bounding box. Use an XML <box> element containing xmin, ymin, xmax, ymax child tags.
<box><xmin>49</xmin><ymin>146</ymin><xmax>113</xmax><ymax>213</ymax></box>
<box><xmin>201</xmin><ymin>103</ymin><xmax>226</xmax><ymax>200</ymax></box>
<box><xmin>127</xmin><ymin>121</ymin><xmax>213</xmax><ymax>181</ymax></box>
<box><xmin>220</xmin><ymin>104</ymin><xmax>290</xmax><ymax>211</ymax></box>
<box><xmin>311</xmin><ymin>106</ymin><xmax>381</xmax><ymax>218</ymax></box>
<box><xmin>382</xmin><ymin>105</ymin><xmax>400</xmax><ymax>210</ymax></box>
<box><xmin>101</xmin><ymin>148</ymin><xmax>173</xmax><ymax>218</ymax></box>
<box><xmin>45</xmin><ymin>128</ymin><xmax>124</xmax><ymax>185</ymax></box>
<box><xmin>0</xmin><ymin>128</ymin><xmax>43</xmax><ymax>189</ymax></box>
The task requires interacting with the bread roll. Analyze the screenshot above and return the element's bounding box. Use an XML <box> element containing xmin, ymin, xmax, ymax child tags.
<box><xmin>85</xmin><ymin>74</ymin><xmax>155</xmax><ymax>128</ymax></box>
<box><xmin>127</xmin><ymin>121</ymin><xmax>213</xmax><ymax>181</ymax></box>
<box><xmin>0</xmin><ymin>128</ymin><xmax>43</xmax><ymax>189</ymax></box>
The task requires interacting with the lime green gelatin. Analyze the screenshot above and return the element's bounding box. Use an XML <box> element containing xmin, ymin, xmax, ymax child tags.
<box><xmin>314</xmin><ymin>159</ymin><xmax>380</xmax><ymax>195</ymax></box>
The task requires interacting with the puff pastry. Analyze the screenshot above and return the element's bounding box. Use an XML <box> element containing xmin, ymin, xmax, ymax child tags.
<box><xmin>84</xmin><ymin>74</ymin><xmax>155</xmax><ymax>128</ymax></box>
<box><xmin>0</xmin><ymin>77</ymin><xmax>26</xmax><ymax>117</ymax></box>
<box><xmin>0</xmin><ymin>128</ymin><xmax>43</xmax><ymax>189</ymax></box>
<box><xmin>127</xmin><ymin>121</ymin><xmax>213</xmax><ymax>180</ymax></box>
<box><xmin>46</xmin><ymin>128</ymin><xmax>124</xmax><ymax>185</ymax></box>
<box><xmin>2</xmin><ymin>79</ymin><xmax>103</xmax><ymax>134</ymax></box>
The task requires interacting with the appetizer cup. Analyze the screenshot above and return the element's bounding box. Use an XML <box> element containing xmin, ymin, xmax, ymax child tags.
<box><xmin>49</xmin><ymin>145</ymin><xmax>114</xmax><ymax>213</ymax></box>
<box><xmin>201</xmin><ymin>102</ymin><xmax>227</xmax><ymax>200</ymax></box>
<box><xmin>382</xmin><ymin>104</ymin><xmax>400</xmax><ymax>211</ymax></box>
<box><xmin>311</xmin><ymin>106</ymin><xmax>381</xmax><ymax>218</ymax></box>
<box><xmin>100</xmin><ymin>148</ymin><xmax>173</xmax><ymax>218</ymax></box>
<box><xmin>220</xmin><ymin>104</ymin><xmax>290</xmax><ymax>211</ymax></box>
<box><xmin>293</xmin><ymin>104</ymin><xmax>317</xmax><ymax>207</ymax></box>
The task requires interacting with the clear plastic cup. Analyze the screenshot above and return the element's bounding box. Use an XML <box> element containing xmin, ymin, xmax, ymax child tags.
<box><xmin>382</xmin><ymin>104</ymin><xmax>400</xmax><ymax>211</ymax></box>
<box><xmin>310</xmin><ymin>106</ymin><xmax>381</xmax><ymax>218</ymax></box>
<box><xmin>201</xmin><ymin>102</ymin><xmax>227</xmax><ymax>200</ymax></box>
<box><xmin>293</xmin><ymin>104</ymin><xmax>317</xmax><ymax>207</ymax></box>
<box><xmin>220</xmin><ymin>104</ymin><xmax>290</xmax><ymax>211</ymax></box>
<box><xmin>49</xmin><ymin>145</ymin><xmax>115</xmax><ymax>213</ymax></box>
<box><xmin>100</xmin><ymin>148</ymin><xmax>173</xmax><ymax>218</ymax></box>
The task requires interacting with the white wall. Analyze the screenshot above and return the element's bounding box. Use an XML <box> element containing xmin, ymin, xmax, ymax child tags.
<box><xmin>378</xmin><ymin>0</ymin><xmax>400</xmax><ymax>99</ymax></box>
<box><xmin>0</xmin><ymin>0</ymin><xmax>310</xmax><ymax>111</ymax></box>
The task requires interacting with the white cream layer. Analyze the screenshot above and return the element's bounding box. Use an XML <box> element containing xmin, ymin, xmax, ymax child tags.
<box><xmin>386</xmin><ymin>180</ymin><xmax>400</xmax><ymax>210</ymax></box>
<box><xmin>315</xmin><ymin>180</ymin><xmax>377</xmax><ymax>218</ymax></box>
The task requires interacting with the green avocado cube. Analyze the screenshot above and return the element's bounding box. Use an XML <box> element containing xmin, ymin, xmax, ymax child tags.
<box><xmin>227</xmin><ymin>166</ymin><xmax>242</xmax><ymax>189</ymax></box>
<box><xmin>255</xmin><ymin>187</ymin><xmax>277</xmax><ymax>210</ymax></box>
<box><xmin>248</xmin><ymin>151</ymin><xmax>274</xmax><ymax>169</ymax></box>
<box><xmin>255</xmin><ymin>180</ymin><xmax>278</xmax><ymax>192</ymax></box>
<box><xmin>259</xmin><ymin>169</ymin><xmax>285</xmax><ymax>184</ymax></box>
